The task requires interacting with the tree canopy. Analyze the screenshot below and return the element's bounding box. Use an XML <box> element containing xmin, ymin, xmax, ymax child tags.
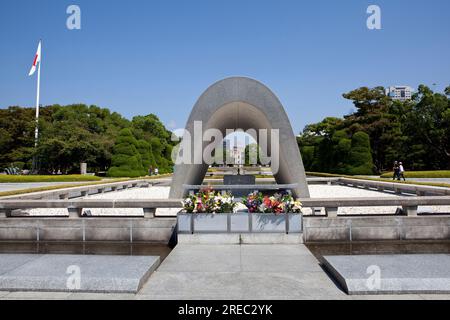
<box><xmin>0</xmin><ymin>104</ymin><xmax>174</xmax><ymax>175</ymax></box>
<box><xmin>298</xmin><ymin>85</ymin><xmax>450</xmax><ymax>174</ymax></box>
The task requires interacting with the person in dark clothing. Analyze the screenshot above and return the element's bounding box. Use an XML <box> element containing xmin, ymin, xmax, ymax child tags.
<box><xmin>393</xmin><ymin>161</ymin><xmax>400</xmax><ymax>180</ymax></box>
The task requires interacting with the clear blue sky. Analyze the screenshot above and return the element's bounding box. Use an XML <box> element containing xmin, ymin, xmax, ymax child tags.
<box><xmin>1</xmin><ymin>0</ymin><xmax>449</xmax><ymax>134</ymax></box>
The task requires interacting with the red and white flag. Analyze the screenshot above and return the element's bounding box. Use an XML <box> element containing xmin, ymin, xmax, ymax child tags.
<box><xmin>28</xmin><ymin>40</ymin><xmax>41</xmax><ymax>76</ymax></box>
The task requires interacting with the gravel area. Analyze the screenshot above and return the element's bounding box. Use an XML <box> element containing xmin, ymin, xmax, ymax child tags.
<box><xmin>25</xmin><ymin>185</ymin><xmax>450</xmax><ymax>216</ymax></box>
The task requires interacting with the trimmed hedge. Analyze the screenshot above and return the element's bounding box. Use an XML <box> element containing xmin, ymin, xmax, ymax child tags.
<box><xmin>107</xmin><ymin>128</ymin><xmax>145</xmax><ymax>177</ymax></box>
<box><xmin>345</xmin><ymin>132</ymin><xmax>373</xmax><ymax>175</ymax></box>
<box><xmin>0</xmin><ymin>175</ymin><xmax>101</xmax><ymax>183</ymax></box>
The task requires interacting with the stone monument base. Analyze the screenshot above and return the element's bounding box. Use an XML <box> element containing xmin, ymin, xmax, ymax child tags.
<box><xmin>224</xmin><ymin>174</ymin><xmax>255</xmax><ymax>197</ymax></box>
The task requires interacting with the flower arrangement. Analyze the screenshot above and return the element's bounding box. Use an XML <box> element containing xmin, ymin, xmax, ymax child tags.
<box><xmin>182</xmin><ymin>188</ymin><xmax>237</xmax><ymax>214</ymax></box>
<box><xmin>242</xmin><ymin>191</ymin><xmax>302</xmax><ymax>214</ymax></box>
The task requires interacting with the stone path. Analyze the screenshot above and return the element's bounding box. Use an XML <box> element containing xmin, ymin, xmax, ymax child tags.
<box><xmin>138</xmin><ymin>244</ymin><xmax>346</xmax><ymax>299</ymax></box>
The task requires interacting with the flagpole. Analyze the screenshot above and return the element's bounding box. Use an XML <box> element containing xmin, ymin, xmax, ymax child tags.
<box><xmin>34</xmin><ymin>40</ymin><xmax>41</xmax><ymax>148</ymax></box>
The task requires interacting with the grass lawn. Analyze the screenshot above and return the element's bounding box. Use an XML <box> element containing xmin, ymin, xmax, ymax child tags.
<box><xmin>0</xmin><ymin>174</ymin><xmax>172</xmax><ymax>198</ymax></box>
<box><xmin>306</xmin><ymin>171</ymin><xmax>450</xmax><ymax>189</ymax></box>
<box><xmin>380</xmin><ymin>171</ymin><xmax>450</xmax><ymax>178</ymax></box>
<box><xmin>0</xmin><ymin>174</ymin><xmax>102</xmax><ymax>183</ymax></box>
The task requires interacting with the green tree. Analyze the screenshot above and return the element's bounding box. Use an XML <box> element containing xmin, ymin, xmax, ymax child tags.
<box><xmin>244</xmin><ymin>143</ymin><xmax>260</xmax><ymax>166</ymax></box>
<box><xmin>107</xmin><ymin>128</ymin><xmax>144</xmax><ymax>177</ymax></box>
<box><xmin>346</xmin><ymin>132</ymin><xmax>374</xmax><ymax>175</ymax></box>
<box><xmin>132</xmin><ymin>114</ymin><xmax>174</xmax><ymax>173</ymax></box>
<box><xmin>137</xmin><ymin>139</ymin><xmax>156</xmax><ymax>173</ymax></box>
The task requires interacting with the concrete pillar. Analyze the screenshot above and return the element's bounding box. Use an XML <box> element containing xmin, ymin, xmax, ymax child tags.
<box><xmin>402</xmin><ymin>206</ymin><xmax>418</xmax><ymax>217</ymax></box>
<box><xmin>80</xmin><ymin>162</ymin><xmax>87</xmax><ymax>175</ymax></box>
<box><xmin>144</xmin><ymin>208</ymin><xmax>156</xmax><ymax>218</ymax></box>
<box><xmin>68</xmin><ymin>208</ymin><xmax>81</xmax><ymax>218</ymax></box>
<box><xmin>325</xmin><ymin>207</ymin><xmax>339</xmax><ymax>218</ymax></box>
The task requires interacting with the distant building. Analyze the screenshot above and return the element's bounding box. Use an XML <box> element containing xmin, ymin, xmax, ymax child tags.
<box><xmin>386</xmin><ymin>86</ymin><xmax>413</xmax><ymax>101</ymax></box>
<box><xmin>223</xmin><ymin>138</ymin><xmax>230</xmax><ymax>151</ymax></box>
<box><xmin>232</xmin><ymin>145</ymin><xmax>244</xmax><ymax>165</ymax></box>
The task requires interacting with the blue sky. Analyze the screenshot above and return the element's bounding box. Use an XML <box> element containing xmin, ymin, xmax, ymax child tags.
<box><xmin>1</xmin><ymin>0</ymin><xmax>449</xmax><ymax>134</ymax></box>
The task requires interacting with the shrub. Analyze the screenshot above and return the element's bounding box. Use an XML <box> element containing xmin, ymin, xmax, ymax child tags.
<box><xmin>346</xmin><ymin>132</ymin><xmax>374</xmax><ymax>175</ymax></box>
<box><xmin>107</xmin><ymin>128</ymin><xmax>144</xmax><ymax>177</ymax></box>
<box><xmin>137</xmin><ymin>139</ymin><xmax>156</xmax><ymax>174</ymax></box>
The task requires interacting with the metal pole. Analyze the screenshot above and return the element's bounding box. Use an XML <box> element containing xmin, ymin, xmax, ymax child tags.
<box><xmin>32</xmin><ymin>40</ymin><xmax>41</xmax><ymax>174</ymax></box>
<box><xmin>34</xmin><ymin>42</ymin><xmax>41</xmax><ymax>148</ymax></box>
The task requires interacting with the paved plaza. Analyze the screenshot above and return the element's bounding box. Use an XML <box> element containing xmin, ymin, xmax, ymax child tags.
<box><xmin>1</xmin><ymin>244</ymin><xmax>450</xmax><ymax>300</ymax></box>
<box><xmin>0</xmin><ymin>254</ymin><xmax>159</xmax><ymax>293</ymax></box>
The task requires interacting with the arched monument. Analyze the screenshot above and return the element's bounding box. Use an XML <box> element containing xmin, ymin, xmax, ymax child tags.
<box><xmin>169</xmin><ymin>77</ymin><xmax>310</xmax><ymax>199</ymax></box>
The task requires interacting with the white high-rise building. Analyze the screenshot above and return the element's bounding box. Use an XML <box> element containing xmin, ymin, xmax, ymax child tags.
<box><xmin>386</xmin><ymin>86</ymin><xmax>413</xmax><ymax>101</ymax></box>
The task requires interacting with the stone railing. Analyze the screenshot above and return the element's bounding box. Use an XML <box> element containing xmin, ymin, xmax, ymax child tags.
<box><xmin>0</xmin><ymin>199</ymin><xmax>183</xmax><ymax>218</ymax></box>
<box><xmin>297</xmin><ymin>196</ymin><xmax>450</xmax><ymax>217</ymax></box>
<box><xmin>1</xmin><ymin>196</ymin><xmax>449</xmax><ymax>218</ymax></box>
<box><xmin>337</xmin><ymin>177</ymin><xmax>450</xmax><ymax>196</ymax></box>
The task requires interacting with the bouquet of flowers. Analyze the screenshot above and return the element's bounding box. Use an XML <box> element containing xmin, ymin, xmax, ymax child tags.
<box><xmin>241</xmin><ymin>191</ymin><xmax>263</xmax><ymax>213</ymax></box>
<box><xmin>182</xmin><ymin>188</ymin><xmax>237</xmax><ymax>214</ymax></box>
<box><xmin>242</xmin><ymin>191</ymin><xmax>302</xmax><ymax>214</ymax></box>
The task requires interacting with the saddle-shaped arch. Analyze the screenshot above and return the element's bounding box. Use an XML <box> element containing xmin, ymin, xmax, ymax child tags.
<box><xmin>169</xmin><ymin>77</ymin><xmax>310</xmax><ymax>199</ymax></box>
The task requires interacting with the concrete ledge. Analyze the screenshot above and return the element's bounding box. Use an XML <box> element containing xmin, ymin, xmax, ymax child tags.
<box><xmin>0</xmin><ymin>218</ymin><xmax>176</xmax><ymax>243</ymax></box>
<box><xmin>177</xmin><ymin>234</ymin><xmax>240</xmax><ymax>244</ymax></box>
<box><xmin>304</xmin><ymin>216</ymin><xmax>450</xmax><ymax>242</ymax></box>
<box><xmin>0</xmin><ymin>254</ymin><xmax>160</xmax><ymax>293</ymax></box>
<box><xmin>177</xmin><ymin>233</ymin><xmax>303</xmax><ymax>244</ymax></box>
<box><xmin>323</xmin><ymin>254</ymin><xmax>450</xmax><ymax>295</ymax></box>
<box><xmin>240</xmin><ymin>233</ymin><xmax>303</xmax><ymax>244</ymax></box>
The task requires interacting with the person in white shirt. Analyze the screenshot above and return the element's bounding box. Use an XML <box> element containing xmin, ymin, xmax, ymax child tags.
<box><xmin>398</xmin><ymin>162</ymin><xmax>406</xmax><ymax>181</ymax></box>
<box><xmin>154</xmin><ymin>167</ymin><xmax>159</xmax><ymax>175</ymax></box>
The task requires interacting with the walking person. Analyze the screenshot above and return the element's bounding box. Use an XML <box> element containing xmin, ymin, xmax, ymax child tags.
<box><xmin>392</xmin><ymin>161</ymin><xmax>400</xmax><ymax>180</ymax></box>
<box><xmin>398</xmin><ymin>162</ymin><xmax>406</xmax><ymax>181</ymax></box>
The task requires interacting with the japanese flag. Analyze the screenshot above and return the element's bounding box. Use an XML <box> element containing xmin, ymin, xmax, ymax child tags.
<box><xmin>28</xmin><ymin>41</ymin><xmax>41</xmax><ymax>76</ymax></box>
